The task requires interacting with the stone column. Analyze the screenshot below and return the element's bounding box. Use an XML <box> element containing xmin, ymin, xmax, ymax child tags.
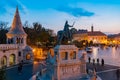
<box><xmin>13</xmin><ymin>37</ymin><xmax>16</xmax><ymax>44</ymax></box>
<box><xmin>68</xmin><ymin>51</ymin><xmax>70</xmax><ymax>60</ymax></box>
<box><xmin>7</xmin><ymin>56</ymin><xmax>9</xmax><ymax>67</ymax></box>
<box><xmin>23</xmin><ymin>37</ymin><xmax>26</xmax><ymax>46</ymax></box>
<box><xmin>6</xmin><ymin>38</ymin><xmax>8</xmax><ymax>44</ymax></box>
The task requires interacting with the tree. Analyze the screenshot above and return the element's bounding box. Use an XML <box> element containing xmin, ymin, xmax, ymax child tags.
<box><xmin>0</xmin><ymin>21</ymin><xmax>8</xmax><ymax>30</ymax></box>
<box><xmin>0</xmin><ymin>68</ymin><xmax>6</xmax><ymax>80</ymax></box>
<box><xmin>23</xmin><ymin>22</ymin><xmax>55</xmax><ymax>48</ymax></box>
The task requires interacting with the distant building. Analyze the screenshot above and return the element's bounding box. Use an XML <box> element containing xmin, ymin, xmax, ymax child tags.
<box><xmin>114</xmin><ymin>34</ymin><xmax>120</xmax><ymax>44</ymax></box>
<box><xmin>33</xmin><ymin>47</ymin><xmax>46</xmax><ymax>60</ymax></box>
<box><xmin>0</xmin><ymin>7</ymin><xmax>33</xmax><ymax>68</ymax></box>
<box><xmin>73</xmin><ymin>29</ymin><xmax>88</xmax><ymax>41</ymax></box>
<box><xmin>73</xmin><ymin>25</ymin><xmax>107</xmax><ymax>44</ymax></box>
<box><xmin>108</xmin><ymin>33</ymin><xmax>120</xmax><ymax>45</ymax></box>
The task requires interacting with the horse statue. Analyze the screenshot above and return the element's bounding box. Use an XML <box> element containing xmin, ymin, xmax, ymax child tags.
<box><xmin>57</xmin><ymin>21</ymin><xmax>75</xmax><ymax>45</ymax></box>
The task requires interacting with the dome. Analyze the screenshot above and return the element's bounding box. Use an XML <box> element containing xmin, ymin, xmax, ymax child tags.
<box><xmin>23</xmin><ymin>46</ymin><xmax>32</xmax><ymax>51</ymax></box>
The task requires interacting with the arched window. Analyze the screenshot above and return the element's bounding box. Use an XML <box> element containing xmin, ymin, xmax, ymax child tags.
<box><xmin>61</xmin><ymin>52</ymin><xmax>68</xmax><ymax>60</ymax></box>
<box><xmin>18</xmin><ymin>52</ymin><xmax>21</xmax><ymax>56</ymax></box>
<box><xmin>21</xmin><ymin>38</ymin><xmax>24</xmax><ymax>44</ymax></box>
<box><xmin>26</xmin><ymin>53</ymin><xmax>31</xmax><ymax>60</ymax></box>
<box><xmin>11</xmin><ymin>38</ymin><xmax>13</xmax><ymax>43</ymax></box>
<box><xmin>70</xmin><ymin>51</ymin><xmax>76</xmax><ymax>59</ymax></box>
<box><xmin>9</xmin><ymin>54</ymin><xmax>16</xmax><ymax>66</ymax></box>
<box><xmin>16</xmin><ymin>38</ymin><xmax>19</xmax><ymax>44</ymax></box>
<box><xmin>16</xmin><ymin>38</ymin><xmax>21</xmax><ymax>44</ymax></box>
<box><xmin>1</xmin><ymin>56</ymin><xmax>7</xmax><ymax>67</ymax></box>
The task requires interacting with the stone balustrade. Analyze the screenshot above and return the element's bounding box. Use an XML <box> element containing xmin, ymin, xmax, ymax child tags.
<box><xmin>0</xmin><ymin>44</ymin><xmax>18</xmax><ymax>50</ymax></box>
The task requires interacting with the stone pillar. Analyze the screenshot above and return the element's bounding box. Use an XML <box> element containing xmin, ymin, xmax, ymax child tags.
<box><xmin>7</xmin><ymin>56</ymin><xmax>9</xmax><ymax>67</ymax></box>
<box><xmin>23</xmin><ymin>37</ymin><xmax>26</xmax><ymax>46</ymax></box>
<box><xmin>13</xmin><ymin>37</ymin><xmax>16</xmax><ymax>44</ymax></box>
<box><xmin>68</xmin><ymin>51</ymin><xmax>70</xmax><ymax>60</ymax></box>
<box><xmin>6</xmin><ymin>38</ymin><xmax>8</xmax><ymax>44</ymax></box>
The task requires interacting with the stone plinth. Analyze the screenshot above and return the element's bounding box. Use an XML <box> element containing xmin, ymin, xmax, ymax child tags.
<box><xmin>54</xmin><ymin>45</ymin><xmax>86</xmax><ymax>80</ymax></box>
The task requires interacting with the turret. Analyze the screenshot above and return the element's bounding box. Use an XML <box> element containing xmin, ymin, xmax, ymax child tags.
<box><xmin>6</xmin><ymin>6</ymin><xmax>27</xmax><ymax>47</ymax></box>
<box><xmin>91</xmin><ymin>24</ymin><xmax>94</xmax><ymax>32</ymax></box>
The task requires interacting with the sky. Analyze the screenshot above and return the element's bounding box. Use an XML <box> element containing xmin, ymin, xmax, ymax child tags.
<box><xmin>0</xmin><ymin>0</ymin><xmax>120</xmax><ymax>34</ymax></box>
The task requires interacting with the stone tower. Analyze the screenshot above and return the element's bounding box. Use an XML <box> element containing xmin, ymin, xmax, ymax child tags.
<box><xmin>6</xmin><ymin>7</ymin><xmax>27</xmax><ymax>48</ymax></box>
<box><xmin>91</xmin><ymin>24</ymin><xmax>94</xmax><ymax>32</ymax></box>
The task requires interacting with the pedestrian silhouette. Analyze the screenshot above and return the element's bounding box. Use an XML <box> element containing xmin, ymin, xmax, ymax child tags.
<box><xmin>86</xmin><ymin>68</ymin><xmax>89</xmax><ymax>74</ymax></box>
<box><xmin>101</xmin><ymin>59</ymin><xmax>104</xmax><ymax>66</ymax></box>
<box><xmin>97</xmin><ymin>58</ymin><xmax>99</xmax><ymax>65</ymax></box>
<box><xmin>116</xmin><ymin>69</ymin><xmax>120</xmax><ymax>80</ymax></box>
<box><xmin>93</xmin><ymin>59</ymin><xmax>95</xmax><ymax>65</ymax></box>
<box><xmin>88</xmin><ymin>57</ymin><xmax>91</xmax><ymax>63</ymax></box>
<box><xmin>18</xmin><ymin>63</ymin><xmax>23</xmax><ymax>74</ymax></box>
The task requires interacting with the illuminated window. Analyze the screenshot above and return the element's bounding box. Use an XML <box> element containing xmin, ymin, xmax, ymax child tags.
<box><xmin>61</xmin><ymin>52</ymin><xmax>68</xmax><ymax>60</ymax></box>
<box><xmin>9</xmin><ymin>54</ymin><xmax>15</xmax><ymax>66</ymax></box>
<box><xmin>1</xmin><ymin>56</ymin><xmax>7</xmax><ymax>67</ymax></box>
<box><xmin>70</xmin><ymin>51</ymin><xmax>76</xmax><ymax>59</ymax></box>
<box><xmin>26</xmin><ymin>53</ymin><xmax>31</xmax><ymax>60</ymax></box>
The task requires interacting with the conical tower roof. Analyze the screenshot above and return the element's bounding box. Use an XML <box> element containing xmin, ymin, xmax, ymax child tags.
<box><xmin>7</xmin><ymin>7</ymin><xmax>26</xmax><ymax>35</ymax></box>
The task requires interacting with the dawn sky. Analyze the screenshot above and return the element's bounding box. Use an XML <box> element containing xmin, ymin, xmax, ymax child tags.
<box><xmin>0</xmin><ymin>0</ymin><xmax>120</xmax><ymax>34</ymax></box>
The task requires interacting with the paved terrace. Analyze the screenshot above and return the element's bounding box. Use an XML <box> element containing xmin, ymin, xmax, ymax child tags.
<box><xmin>87</xmin><ymin>63</ymin><xmax>120</xmax><ymax>80</ymax></box>
<box><xmin>4</xmin><ymin>62</ymin><xmax>120</xmax><ymax>80</ymax></box>
<box><xmin>5</xmin><ymin>62</ymin><xmax>45</xmax><ymax>80</ymax></box>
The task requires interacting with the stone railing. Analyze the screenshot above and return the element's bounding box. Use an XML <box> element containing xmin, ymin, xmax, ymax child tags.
<box><xmin>0</xmin><ymin>44</ymin><xmax>18</xmax><ymax>50</ymax></box>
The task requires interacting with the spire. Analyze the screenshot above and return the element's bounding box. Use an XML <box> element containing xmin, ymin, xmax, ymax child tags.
<box><xmin>91</xmin><ymin>24</ymin><xmax>94</xmax><ymax>32</ymax></box>
<box><xmin>7</xmin><ymin>6</ymin><xmax>26</xmax><ymax>35</ymax></box>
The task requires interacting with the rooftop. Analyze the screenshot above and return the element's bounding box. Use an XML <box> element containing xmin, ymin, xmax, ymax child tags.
<box><xmin>7</xmin><ymin>7</ymin><xmax>26</xmax><ymax>35</ymax></box>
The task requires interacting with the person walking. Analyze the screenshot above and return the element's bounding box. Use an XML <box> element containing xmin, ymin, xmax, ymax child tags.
<box><xmin>18</xmin><ymin>62</ymin><xmax>23</xmax><ymax>74</ymax></box>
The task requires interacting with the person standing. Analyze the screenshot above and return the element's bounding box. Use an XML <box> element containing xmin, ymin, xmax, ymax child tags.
<box><xmin>101</xmin><ymin>59</ymin><xmax>104</xmax><ymax>66</ymax></box>
<box><xmin>88</xmin><ymin>57</ymin><xmax>91</xmax><ymax>63</ymax></box>
<box><xmin>97</xmin><ymin>58</ymin><xmax>99</xmax><ymax>65</ymax></box>
<box><xmin>93</xmin><ymin>59</ymin><xmax>95</xmax><ymax>65</ymax></box>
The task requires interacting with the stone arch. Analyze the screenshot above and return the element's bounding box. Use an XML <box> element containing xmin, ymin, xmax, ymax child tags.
<box><xmin>9</xmin><ymin>54</ymin><xmax>16</xmax><ymax>66</ymax></box>
<box><xmin>1</xmin><ymin>56</ymin><xmax>7</xmax><ymax>67</ymax></box>
<box><xmin>26</xmin><ymin>53</ymin><xmax>31</xmax><ymax>60</ymax></box>
<box><xmin>17</xmin><ymin>37</ymin><xmax>21</xmax><ymax>44</ymax></box>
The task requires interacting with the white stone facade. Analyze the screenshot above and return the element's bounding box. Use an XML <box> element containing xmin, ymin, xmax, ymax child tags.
<box><xmin>54</xmin><ymin>45</ymin><xmax>86</xmax><ymax>80</ymax></box>
<box><xmin>0</xmin><ymin>7</ymin><xmax>33</xmax><ymax>68</ymax></box>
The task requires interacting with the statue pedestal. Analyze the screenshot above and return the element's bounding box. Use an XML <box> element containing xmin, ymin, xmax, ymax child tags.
<box><xmin>54</xmin><ymin>45</ymin><xmax>86</xmax><ymax>80</ymax></box>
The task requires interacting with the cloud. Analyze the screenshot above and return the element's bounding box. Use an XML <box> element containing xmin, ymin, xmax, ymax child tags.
<box><xmin>55</xmin><ymin>6</ymin><xmax>95</xmax><ymax>17</ymax></box>
<box><xmin>0</xmin><ymin>0</ymin><xmax>28</xmax><ymax>15</ymax></box>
